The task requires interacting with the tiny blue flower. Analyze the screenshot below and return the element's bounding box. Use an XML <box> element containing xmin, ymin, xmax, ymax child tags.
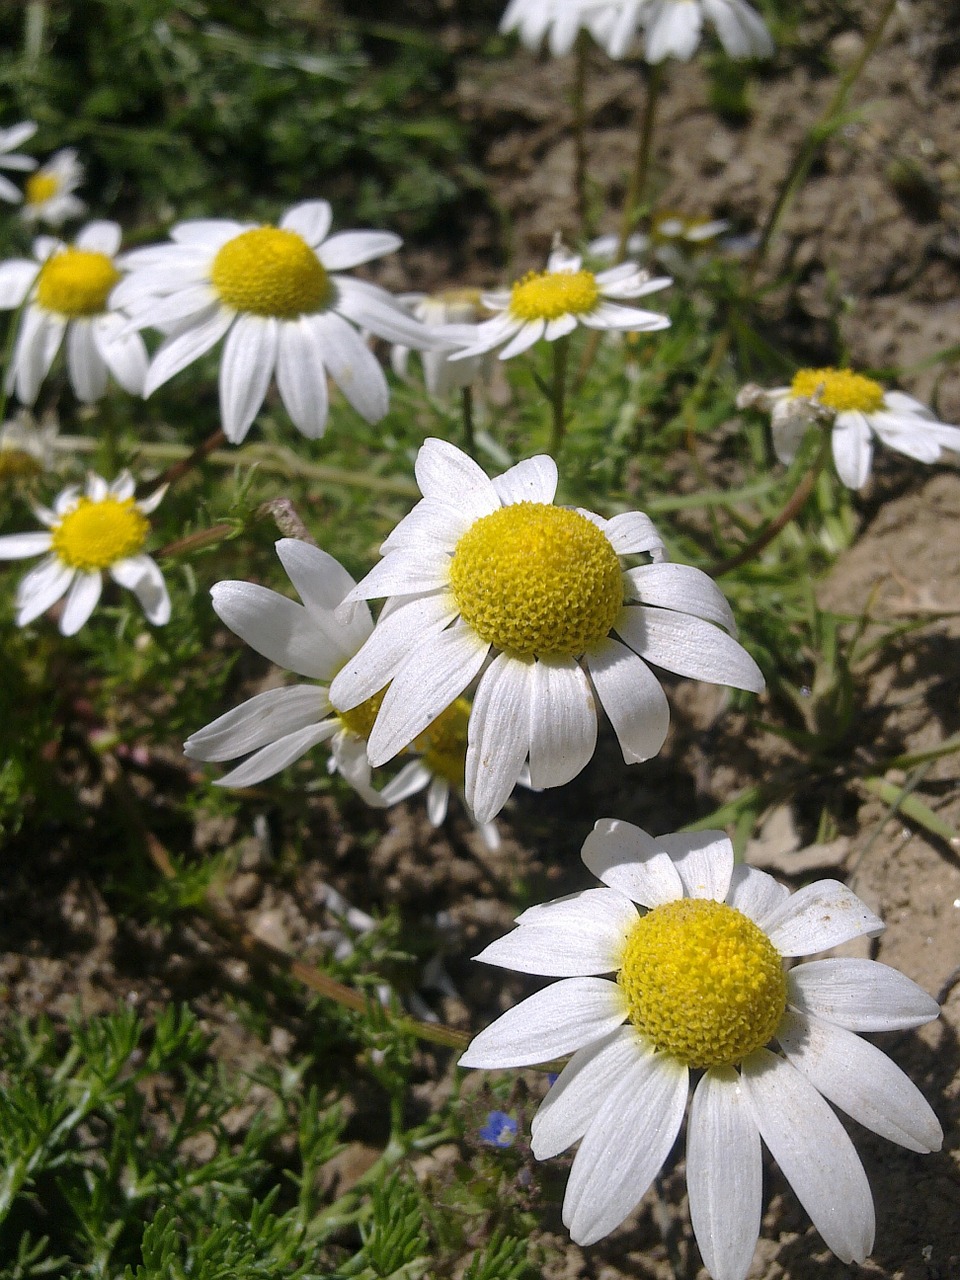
<box><xmin>478</xmin><ymin>1109</ymin><xmax>518</xmax><ymax>1148</ymax></box>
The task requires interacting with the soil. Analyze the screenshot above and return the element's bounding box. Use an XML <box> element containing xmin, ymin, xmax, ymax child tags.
<box><xmin>2</xmin><ymin>2</ymin><xmax>960</xmax><ymax>1278</ymax></box>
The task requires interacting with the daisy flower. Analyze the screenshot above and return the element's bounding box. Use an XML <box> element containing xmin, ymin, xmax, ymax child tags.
<box><xmin>499</xmin><ymin>0</ymin><xmax>627</xmax><ymax>57</ymax></box>
<box><xmin>589</xmin><ymin>212</ymin><xmax>731</xmax><ymax>266</ymax></box>
<box><xmin>0</xmin><ymin>411</ymin><xmax>58</xmax><ymax>483</ymax></box>
<box><xmin>0</xmin><ymin>471</ymin><xmax>169</xmax><ymax>635</ymax></box>
<box><xmin>0</xmin><ymin>121</ymin><xmax>38</xmax><ymax>204</ymax></box>
<box><xmin>391</xmin><ymin>289</ymin><xmax>489</xmax><ymax>398</ymax></box>
<box><xmin>446</xmin><ymin>246</ymin><xmax>670</xmax><ymax>364</ymax></box>
<box><xmin>21</xmin><ymin>148</ymin><xmax>86</xmax><ymax>226</ymax></box>
<box><xmin>0</xmin><ymin>222</ymin><xmax>148</xmax><ymax>405</ymax></box>
<box><xmin>115</xmin><ymin>200</ymin><xmax>439</xmax><ymax>444</ymax></box>
<box><xmin>184</xmin><ymin>538</ymin><xmax>396</xmax><ymax>804</ymax></box>
<box><xmin>738</xmin><ymin>368</ymin><xmax>960</xmax><ymax>491</ymax></box>
<box><xmin>329</xmin><ymin>439</ymin><xmax>763</xmax><ymax>825</ymax></box>
<box><xmin>460</xmin><ymin>819</ymin><xmax>942</xmax><ymax>1275</ymax></box>
<box><xmin>590</xmin><ymin>0</ymin><xmax>773</xmax><ymax>62</ymax></box>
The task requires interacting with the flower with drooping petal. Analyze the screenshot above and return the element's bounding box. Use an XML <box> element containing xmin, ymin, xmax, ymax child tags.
<box><xmin>114</xmin><ymin>200</ymin><xmax>440</xmax><ymax>444</ymax></box>
<box><xmin>329</xmin><ymin>439</ymin><xmax>763</xmax><ymax>824</ymax></box>
<box><xmin>738</xmin><ymin>369</ymin><xmax>960</xmax><ymax>490</ymax></box>
<box><xmin>21</xmin><ymin>148</ymin><xmax>85</xmax><ymax>226</ymax></box>
<box><xmin>0</xmin><ymin>471</ymin><xmax>169</xmax><ymax>635</ymax></box>
<box><xmin>0</xmin><ymin>411</ymin><xmax>58</xmax><ymax>483</ymax></box>
<box><xmin>391</xmin><ymin>289</ymin><xmax>490</xmax><ymax>398</ymax></box>
<box><xmin>0</xmin><ymin>222</ymin><xmax>148</xmax><ymax>405</ymax></box>
<box><xmin>0</xmin><ymin>121</ymin><xmax>38</xmax><ymax>204</ymax></box>
<box><xmin>460</xmin><ymin>819</ymin><xmax>942</xmax><ymax>1276</ymax></box>
<box><xmin>446</xmin><ymin>247</ymin><xmax>670</xmax><ymax>364</ymax></box>
<box><xmin>589</xmin><ymin>0</ymin><xmax>773</xmax><ymax>62</ymax></box>
<box><xmin>184</xmin><ymin>539</ymin><xmax>391</xmax><ymax>799</ymax></box>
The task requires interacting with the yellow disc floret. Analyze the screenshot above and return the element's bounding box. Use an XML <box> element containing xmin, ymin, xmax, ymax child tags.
<box><xmin>413</xmin><ymin>696</ymin><xmax>471</xmax><ymax>787</ymax></box>
<box><xmin>790</xmin><ymin>367</ymin><xmax>885</xmax><ymax>414</ymax></box>
<box><xmin>449</xmin><ymin>503</ymin><xmax>623</xmax><ymax>657</ymax></box>
<box><xmin>25</xmin><ymin>172</ymin><xmax>59</xmax><ymax>206</ymax></box>
<box><xmin>618</xmin><ymin>897</ymin><xmax>786</xmax><ymax>1069</ymax></box>
<box><xmin>337</xmin><ymin>687</ymin><xmax>387</xmax><ymax>740</ymax></box>
<box><xmin>51</xmin><ymin>497</ymin><xmax>149</xmax><ymax>572</ymax></box>
<box><xmin>210</xmin><ymin>226</ymin><xmax>331</xmax><ymax>319</ymax></box>
<box><xmin>36</xmin><ymin>249</ymin><xmax>121</xmax><ymax>317</ymax></box>
<box><xmin>509</xmin><ymin>269</ymin><xmax>600</xmax><ymax>322</ymax></box>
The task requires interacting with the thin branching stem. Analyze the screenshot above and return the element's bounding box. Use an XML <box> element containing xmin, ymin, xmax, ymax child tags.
<box><xmin>549</xmin><ymin>335</ymin><xmax>570</xmax><ymax>455</ymax></box>
<box><xmin>616</xmin><ymin>61</ymin><xmax>664</xmax><ymax>262</ymax></box>
<box><xmin>572</xmin><ymin>30</ymin><xmax>590</xmax><ymax>230</ymax></box>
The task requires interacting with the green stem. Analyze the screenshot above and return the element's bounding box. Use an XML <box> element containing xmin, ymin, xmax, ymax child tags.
<box><xmin>709</xmin><ymin>429</ymin><xmax>832</xmax><ymax>576</ymax></box>
<box><xmin>616</xmin><ymin>62</ymin><xmax>664</xmax><ymax>262</ymax></box>
<box><xmin>572</xmin><ymin>30</ymin><xmax>589</xmax><ymax>230</ymax></box>
<box><xmin>549</xmin><ymin>335</ymin><xmax>570</xmax><ymax>455</ymax></box>
<box><xmin>749</xmin><ymin>0</ymin><xmax>898</xmax><ymax>278</ymax></box>
<box><xmin>460</xmin><ymin>385</ymin><xmax>476</xmax><ymax>459</ymax></box>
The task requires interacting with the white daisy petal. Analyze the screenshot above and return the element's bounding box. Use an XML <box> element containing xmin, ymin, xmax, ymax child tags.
<box><xmin>458</xmin><ymin>977</ymin><xmax>627</xmax><ymax>1068</ymax></box>
<box><xmin>564</xmin><ymin>1048</ymin><xmax>688</xmax><ymax>1247</ymax></box>
<box><xmin>527</xmin><ymin>657</ymin><xmax>598</xmax><ymax>790</ymax></box>
<box><xmin>0</xmin><ymin>259</ymin><xmax>39</xmax><ymax>307</ymax></box>
<box><xmin>762</xmin><ymin>880</ymin><xmax>883</xmax><ymax>956</ymax></box>
<box><xmin>317</xmin><ymin>229</ymin><xmax>401</xmax><ymax>270</ymax></box>
<box><xmin>477</xmin><ymin>888</ymin><xmax>637</xmax><ymax>976</ymax></box>
<box><xmin>12</xmin><ymin>307</ymin><xmax>65</xmax><ymax>404</ymax></box>
<box><xmin>616</xmin><ymin>604</ymin><xmax>764</xmax><ymax>692</ymax></box>
<box><xmin>666</xmin><ymin>830</ymin><xmax>734</xmax><ymax>901</ymax></box>
<box><xmin>687</xmin><ymin>1067</ymin><xmax>763</xmax><ymax>1280</ymax></box>
<box><xmin>741</xmin><ymin>1049</ymin><xmax>874</xmax><ymax>1264</ymax></box>
<box><xmin>308</xmin><ymin>311</ymin><xmax>389</xmax><ymax>423</ymax></box>
<box><xmin>184</xmin><ymin>685</ymin><xmax>328</xmax><ymax>762</ymax></box>
<box><xmin>15</xmin><ymin>556</ymin><xmax>74</xmax><ymax>624</ymax></box>
<box><xmin>74</xmin><ymin>220</ymin><xmax>122</xmax><ymax>256</ymax></box>
<box><xmin>93</xmin><ymin>313</ymin><xmax>149</xmax><ymax>395</ymax></box>
<box><xmin>219</xmin><ymin>314</ymin><xmax>278</xmax><ymax>443</ymax></box>
<box><xmin>59</xmin><ymin>570</ymin><xmax>103</xmax><ymax>636</ymax></box>
<box><xmin>378</xmin><ymin>760</ymin><xmax>432</xmax><ymax>805</ymax></box>
<box><xmin>110</xmin><ymin>555</ymin><xmax>170</xmax><ymax>625</ymax></box>
<box><xmin>777</xmin><ymin>1009</ymin><xmax>943</xmax><ymax>1154</ymax></box>
<box><xmin>581</xmin><ymin>818</ymin><xmax>684</xmax><ymax>907</ymax></box>
<box><xmin>831</xmin><ymin>412</ymin><xmax>874</xmax><ymax>490</ymax></box>
<box><xmin>144</xmin><ymin>307</ymin><xmax>233</xmax><ymax>395</ymax></box>
<box><xmin>726</xmin><ymin>863</ymin><xmax>791</xmax><ymax>926</ymax></box>
<box><xmin>498</xmin><ymin>318</ymin><xmax>545</xmax><ymax>360</ymax></box>
<box><xmin>586</xmin><ymin>638</ymin><xmax>671</xmax><ymax>763</ymax></box>
<box><xmin>215</xmin><ymin>720</ymin><xmax>338</xmax><ymax>788</ymax></box>
<box><xmin>425</xmin><ymin>776</ymin><xmax>449</xmax><ymax>826</ymax></box>
<box><xmin>0</xmin><ymin>531</ymin><xmax>54</xmax><ymax>559</ymax></box>
<box><xmin>279</xmin><ymin>199</ymin><xmax>332</xmax><ymax>246</ymax></box>
<box><xmin>465</xmin><ymin>652</ymin><xmax>536</xmax><ymax>824</ymax></box>
<box><xmin>275</xmin><ymin>318</ymin><xmax>330</xmax><ymax>439</ymax></box>
<box><xmin>341</xmin><ymin>546</ymin><xmax>450</xmax><ymax>599</ymax></box>
<box><xmin>66</xmin><ymin>319</ymin><xmax>108</xmax><ymax>402</ymax></box>
<box><xmin>330</xmin><ymin>592</ymin><xmax>459</xmax><ymax>708</ymax></box>
<box><xmin>602</xmin><ymin>510</ymin><xmax>666</xmax><ymax>556</ymax></box>
<box><xmin>786</xmin><ymin>959</ymin><xmax>940</xmax><ymax>1032</ymax></box>
<box><xmin>414</xmin><ymin>438</ymin><xmax>499</xmax><ymax>517</ymax></box>
<box><xmin>627</xmin><ymin>563</ymin><xmax>736</xmax><ymax>633</ymax></box>
<box><xmin>209</xmin><ymin>581</ymin><xmax>333</xmax><ymax>680</ymax></box>
<box><xmin>170</xmin><ymin>219</ymin><xmax>245</xmax><ymax>248</ymax></box>
<box><xmin>274</xmin><ymin>539</ymin><xmax>371</xmax><ymax>651</ymax></box>
<box><xmin>531</xmin><ymin>1027</ymin><xmax>641</xmax><ymax>1159</ymax></box>
<box><xmin>491</xmin><ymin>455</ymin><xmax>558</xmax><ymax>506</ymax></box>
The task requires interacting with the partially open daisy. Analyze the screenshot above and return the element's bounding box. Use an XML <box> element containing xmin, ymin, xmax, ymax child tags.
<box><xmin>21</xmin><ymin>148</ymin><xmax>86</xmax><ymax>226</ymax></box>
<box><xmin>330</xmin><ymin>439</ymin><xmax>763</xmax><ymax>824</ymax></box>
<box><xmin>115</xmin><ymin>200</ymin><xmax>438</xmax><ymax>444</ymax></box>
<box><xmin>446</xmin><ymin>247</ymin><xmax>670</xmax><ymax>364</ymax></box>
<box><xmin>738</xmin><ymin>368</ymin><xmax>960</xmax><ymax>490</ymax></box>
<box><xmin>0</xmin><ymin>121</ymin><xmax>38</xmax><ymax>204</ymax></box>
<box><xmin>0</xmin><ymin>222</ymin><xmax>148</xmax><ymax>405</ymax></box>
<box><xmin>391</xmin><ymin>289</ymin><xmax>490</xmax><ymax>399</ymax></box>
<box><xmin>589</xmin><ymin>0</ymin><xmax>773</xmax><ymax>62</ymax></box>
<box><xmin>460</xmin><ymin>819</ymin><xmax>942</xmax><ymax>1275</ymax></box>
<box><xmin>184</xmin><ymin>539</ymin><xmax>387</xmax><ymax>800</ymax></box>
<box><xmin>0</xmin><ymin>471</ymin><xmax>168</xmax><ymax>635</ymax></box>
<box><xmin>0</xmin><ymin>411</ymin><xmax>58</xmax><ymax>484</ymax></box>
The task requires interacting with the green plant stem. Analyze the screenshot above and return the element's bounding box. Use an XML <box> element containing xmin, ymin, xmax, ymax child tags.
<box><xmin>152</xmin><ymin>426</ymin><xmax>226</xmax><ymax>490</ymax></box>
<box><xmin>549</xmin><ymin>335</ymin><xmax>570</xmax><ymax>455</ymax></box>
<box><xmin>709</xmin><ymin>430</ymin><xmax>832</xmax><ymax>577</ymax></box>
<box><xmin>749</xmin><ymin>0</ymin><xmax>898</xmax><ymax>278</ymax></box>
<box><xmin>616</xmin><ymin>61</ymin><xmax>663</xmax><ymax>261</ymax></box>
<box><xmin>572</xmin><ymin>30</ymin><xmax>589</xmax><ymax>229</ymax></box>
<box><xmin>460</xmin><ymin>384</ymin><xmax>476</xmax><ymax>458</ymax></box>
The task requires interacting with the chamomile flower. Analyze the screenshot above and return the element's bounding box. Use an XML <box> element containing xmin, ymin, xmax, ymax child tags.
<box><xmin>0</xmin><ymin>121</ymin><xmax>38</xmax><ymax>204</ymax></box>
<box><xmin>0</xmin><ymin>472</ymin><xmax>168</xmax><ymax>635</ymax></box>
<box><xmin>589</xmin><ymin>212</ymin><xmax>731</xmax><ymax>271</ymax></box>
<box><xmin>115</xmin><ymin>200</ymin><xmax>438</xmax><ymax>444</ymax></box>
<box><xmin>330</xmin><ymin>439</ymin><xmax>763</xmax><ymax>825</ymax></box>
<box><xmin>21</xmin><ymin>148</ymin><xmax>86</xmax><ymax>226</ymax></box>
<box><xmin>0</xmin><ymin>411</ymin><xmax>58</xmax><ymax>483</ymax></box>
<box><xmin>738</xmin><ymin>368</ymin><xmax>960</xmax><ymax>490</ymax></box>
<box><xmin>447</xmin><ymin>247</ymin><xmax>670</xmax><ymax>364</ymax></box>
<box><xmin>499</xmin><ymin>0</ymin><xmax>625</xmax><ymax>57</ymax></box>
<box><xmin>184</xmin><ymin>539</ymin><xmax>395</xmax><ymax>805</ymax></box>
<box><xmin>460</xmin><ymin>820</ymin><xmax>942</xmax><ymax>1275</ymax></box>
<box><xmin>0</xmin><ymin>222</ymin><xmax>148</xmax><ymax>405</ymax></box>
<box><xmin>391</xmin><ymin>289</ymin><xmax>489</xmax><ymax>398</ymax></box>
<box><xmin>589</xmin><ymin>0</ymin><xmax>773</xmax><ymax>62</ymax></box>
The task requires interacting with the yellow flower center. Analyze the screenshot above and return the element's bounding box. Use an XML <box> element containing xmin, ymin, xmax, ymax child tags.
<box><xmin>337</xmin><ymin>687</ymin><xmax>387</xmax><ymax>740</ymax></box>
<box><xmin>210</xmin><ymin>226</ymin><xmax>331</xmax><ymax>319</ymax></box>
<box><xmin>618</xmin><ymin>898</ymin><xmax>786</xmax><ymax>1069</ymax></box>
<box><xmin>413</xmin><ymin>696</ymin><xmax>470</xmax><ymax>787</ymax></box>
<box><xmin>25</xmin><ymin>172</ymin><xmax>60</xmax><ymax>205</ymax></box>
<box><xmin>35</xmin><ymin>249</ymin><xmax>121</xmax><ymax>317</ymax></box>
<box><xmin>509</xmin><ymin>269</ymin><xmax>600</xmax><ymax>322</ymax></box>
<box><xmin>50</xmin><ymin>496</ymin><xmax>149</xmax><ymax>572</ymax></box>
<box><xmin>449</xmin><ymin>503</ymin><xmax>623</xmax><ymax>657</ymax></box>
<box><xmin>790</xmin><ymin>367</ymin><xmax>885</xmax><ymax>414</ymax></box>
